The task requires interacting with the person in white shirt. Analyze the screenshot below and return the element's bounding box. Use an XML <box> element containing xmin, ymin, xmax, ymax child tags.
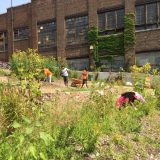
<box><xmin>61</xmin><ymin>66</ymin><xmax>69</xmax><ymax>86</ymax></box>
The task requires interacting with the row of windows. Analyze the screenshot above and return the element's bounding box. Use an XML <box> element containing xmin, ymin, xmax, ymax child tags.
<box><xmin>0</xmin><ymin>16</ymin><xmax>88</xmax><ymax>52</ymax></box>
<box><xmin>99</xmin><ymin>2</ymin><xmax>160</xmax><ymax>32</ymax></box>
<box><xmin>2</xmin><ymin>2</ymin><xmax>160</xmax><ymax>51</ymax></box>
<box><xmin>68</xmin><ymin>52</ymin><xmax>160</xmax><ymax>71</ymax></box>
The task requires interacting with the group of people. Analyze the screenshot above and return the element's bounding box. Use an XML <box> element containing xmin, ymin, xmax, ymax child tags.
<box><xmin>44</xmin><ymin>66</ymin><xmax>88</xmax><ymax>88</ymax></box>
<box><xmin>44</xmin><ymin>66</ymin><xmax>145</xmax><ymax>108</ymax></box>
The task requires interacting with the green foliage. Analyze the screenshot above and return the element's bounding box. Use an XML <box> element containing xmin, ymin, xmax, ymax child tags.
<box><xmin>0</xmin><ymin>63</ymin><xmax>160</xmax><ymax>159</ymax></box>
<box><xmin>130</xmin><ymin>63</ymin><xmax>152</xmax><ymax>92</ymax></box>
<box><xmin>124</xmin><ymin>13</ymin><xmax>136</xmax><ymax>50</ymax></box>
<box><xmin>69</xmin><ymin>70</ymin><xmax>80</xmax><ymax>79</ymax></box>
<box><xmin>98</xmin><ymin>33</ymin><xmax>124</xmax><ymax>55</ymax></box>
<box><xmin>10</xmin><ymin>49</ymin><xmax>42</xmax><ymax>80</ymax></box>
<box><xmin>87</xmin><ymin>13</ymin><xmax>136</xmax><ymax>69</ymax></box>
<box><xmin>0</xmin><ymin>83</ymin><xmax>40</xmax><ymax>135</ymax></box>
<box><xmin>0</xmin><ymin>69</ymin><xmax>8</xmax><ymax>76</ymax></box>
<box><xmin>87</xmin><ymin>27</ymin><xmax>125</xmax><ymax>69</ymax></box>
<box><xmin>10</xmin><ymin>49</ymin><xmax>66</xmax><ymax>80</ymax></box>
<box><xmin>87</xmin><ymin>27</ymin><xmax>98</xmax><ymax>46</ymax></box>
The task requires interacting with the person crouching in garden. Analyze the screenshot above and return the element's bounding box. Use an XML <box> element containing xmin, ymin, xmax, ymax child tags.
<box><xmin>44</xmin><ymin>68</ymin><xmax>52</xmax><ymax>84</ymax></box>
<box><xmin>81</xmin><ymin>67</ymin><xmax>88</xmax><ymax>88</ymax></box>
<box><xmin>116</xmin><ymin>91</ymin><xmax>145</xmax><ymax>109</ymax></box>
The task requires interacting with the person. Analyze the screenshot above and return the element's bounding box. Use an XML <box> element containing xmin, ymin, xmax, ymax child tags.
<box><xmin>81</xmin><ymin>67</ymin><xmax>88</xmax><ymax>88</ymax></box>
<box><xmin>116</xmin><ymin>91</ymin><xmax>145</xmax><ymax>109</ymax></box>
<box><xmin>44</xmin><ymin>68</ymin><xmax>52</xmax><ymax>84</ymax></box>
<box><xmin>61</xmin><ymin>66</ymin><xmax>69</xmax><ymax>86</ymax></box>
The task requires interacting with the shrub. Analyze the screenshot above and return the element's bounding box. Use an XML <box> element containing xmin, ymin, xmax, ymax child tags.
<box><xmin>10</xmin><ymin>49</ymin><xmax>67</xmax><ymax>80</ymax></box>
<box><xmin>0</xmin><ymin>83</ymin><xmax>39</xmax><ymax>135</ymax></box>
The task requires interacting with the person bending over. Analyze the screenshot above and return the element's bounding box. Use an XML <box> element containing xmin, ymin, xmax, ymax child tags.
<box><xmin>116</xmin><ymin>91</ymin><xmax>145</xmax><ymax>109</ymax></box>
<box><xmin>44</xmin><ymin>68</ymin><xmax>52</xmax><ymax>84</ymax></box>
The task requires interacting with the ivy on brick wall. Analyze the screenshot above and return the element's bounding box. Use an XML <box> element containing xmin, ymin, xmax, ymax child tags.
<box><xmin>87</xmin><ymin>28</ymin><xmax>125</xmax><ymax>59</ymax></box>
<box><xmin>124</xmin><ymin>13</ymin><xmax>136</xmax><ymax>50</ymax></box>
<box><xmin>98</xmin><ymin>33</ymin><xmax>124</xmax><ymax>55</ymax></box>
<box><xmin>87</xmin><ymin>13</ymin><xmax>135</xmax><ymax>66</ymax></box>
<box><xmin>87</xmin><ymin>27</ymin><xmax>98</xmax><ymax>46</ymax></box>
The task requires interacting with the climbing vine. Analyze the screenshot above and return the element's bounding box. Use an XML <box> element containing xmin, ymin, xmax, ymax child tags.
<box><xmin>87</xmin><ymin>13</ymin><xmax>136</xmax><ymax>67</ymax></box>
<box><xmin>87</xmin><ymin>27</ymin><xmax>99</xmax><ymax>65</ymax></box>
<box><xmin>87</xmin><ymin>27</ymin><xmax>98</xmax><ymax>46</ymax></box>
<box><xmin>98</xmin><ymin>33</ymin><xmax>124</xmax><ymax>55</ymax></box>
<box><xmin>124</xmin><ymin>13</ymin><xmax>136</xmax><ymax>50</ymax></box>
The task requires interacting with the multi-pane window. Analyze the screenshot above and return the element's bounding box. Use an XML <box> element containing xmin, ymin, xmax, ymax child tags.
<box><xmin>100</xmin><ymin>55</ymin><xmax>125</xmax><ymax>72</ymax></box>
<box><xmin>0</xmin><ymin>32</ymin><xmax>7</xmax><ymax>52</ymax></box>
<box><xmin>98</xmin><ymin>9</ymin><xmax>125</xmax><ymax>33</ymax></box>
<box><xmin>136</xmin><ymin>5</ymin><xmax>145</xmax><ymax>26</ymax></box>
<box><xmin>38</xmin><ymin>21</ymin><xmax>56</xmax><ymax>50</ymax></box>
<box><xmin>67</xmin><ymin>58</ymin><xmax>89</xmax><ymax>70</ymax></box>
<box><xmin>136</xmin><ymin>2</ymin><xmax>160</xmax><ymax>30</ymax></box>
<box><xmin>106</xmin><ymin>11</ymin><xmax>116</xmax><ymax>30</ymax></box>
<box><xmin>136</xmin><ymin>52</ymin><xmax>160</xmax><ymax>68</ymax></box>
<box><xmin>65</xmin><ymin>16</ymin><xmax>88</xmax><ymax>45</ymax></box>
<box><xmin>14</xmin><ymin>27</ymin><xmax>29</xmax><ymax>40</ymax></box>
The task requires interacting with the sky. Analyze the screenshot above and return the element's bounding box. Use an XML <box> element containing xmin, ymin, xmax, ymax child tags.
<box><xmin>0</xmin><ymin>0</ymin><xmax>31</xmax><ymax>14</ymax></box>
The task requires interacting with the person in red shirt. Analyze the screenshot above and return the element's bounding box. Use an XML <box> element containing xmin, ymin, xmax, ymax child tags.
<box><xmin>44</xmin><ymin>68</ymin><xmax>52</xmax><ymax>84</ymax></box>
<box><xmin>81</xmin><ymin>68</ymin><xmax>88</xmax><ymax>88</ymax></box>
<box><xmin>116</xmin><ymin>91</ymin><xmax>145</xmax><ymax>109</ymax></box>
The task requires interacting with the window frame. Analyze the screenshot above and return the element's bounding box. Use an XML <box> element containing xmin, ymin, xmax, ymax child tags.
<box><xmin>98</xmin><ymin>8</ymin><xmax>125</xmax><ymax>35</ymax></box>
<box><xmin>37</xmin><ymin>20</ymin><xmax>57</xmax><ymax>51</ymax></box>
<box><xmin>135</xmin><ymin>2</ymin><xmax>160</xmax><ymax>30</ymax></box>
<box><xmin>14</xmin><ymin>27</ymin><xmax>29</xmax><ymax>41</ymax></box>
<box><xmin>136</xmin><ymin>51</ymin><xmax>160</xmax><ymax>68</ymax></box>
<box><xmin>65</xmin><ymin>15</ymin><xmax>89</xmax><ymax>46</ymax></box>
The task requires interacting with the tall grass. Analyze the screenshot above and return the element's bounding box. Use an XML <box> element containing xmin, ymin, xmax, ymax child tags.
<box><xmin>0</xmin><ymin>81</ymin><xmax>159</xmax><ymax>159</ymax></box>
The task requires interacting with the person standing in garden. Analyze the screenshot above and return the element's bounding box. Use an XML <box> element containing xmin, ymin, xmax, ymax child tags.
<box><xmin>61</xmin><ymin>66</ymin><xmax>69</xmax><ymax>86</ymax></box>
<box><xmin>44</xmin><ymin>68</ymin><xmax>52</xmax><ymax>84</ymax></box>
<box><xmin>81</xmin><ymin>67</ymin><xmax>88</xmax><ymax>88</ymax></box>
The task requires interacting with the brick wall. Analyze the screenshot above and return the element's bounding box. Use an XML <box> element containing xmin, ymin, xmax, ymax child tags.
<box><xmin>97</xmin><ymin>0</ymin><xmax>124</xmax><ymax>10</ymax></box>
<box><xmin>64</xmin><ymin>0</ymin><xmax>88</xmax><ymax>16</ymax></box>
<box><xmin>35</xmin><ymin>0</ymin><xmax>56</xmax><ymax>21</ymax></box>
<box><xmin>0</xmin><ymin>14</ymin><xmax>7</xmax><ymax>30</ymax></box>
<box><xmin>0</xmin><ymin>0</ymin><xmax>159</xmax><ymax>64</ymax></box>
<box><xmin>136</xmin><ymin>30</ymin><xmax>160</xmax><ymax>52</ymax></box>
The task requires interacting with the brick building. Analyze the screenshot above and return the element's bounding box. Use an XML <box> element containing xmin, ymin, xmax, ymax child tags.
<box><xmin>0</xmin><ymin>0</ymin><xmax>160</xmax><ymax>70</ymax></box>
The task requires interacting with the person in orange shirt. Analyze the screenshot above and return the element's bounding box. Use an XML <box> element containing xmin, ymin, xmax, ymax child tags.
<box><xmin>81</xmin><ymin>67</ymin><xmax>88</xmax><ymax>88</ymax></box>
<box><xmin>44</xmin><ymin>68</ymin><xmax>52</xmax><ymax>84</ymax></box>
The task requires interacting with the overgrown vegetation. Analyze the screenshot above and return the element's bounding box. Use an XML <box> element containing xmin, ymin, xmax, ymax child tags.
<box><xmin>0</xmin><ymin>49</ymin><xmax>159</xmax><ymax>159</ymax></box>
<box><xmin>0</xmin><ymin>80</ymin><xmax>159</xmax><ymax>159</ymax></box>
<box><xmin>124</xmin><ymin>13</ymin><xmax>136</xmax><ymax>50</ymax></box>
<box><xmin>10</xmin><ymin>49</ymin><xmax>67</xmax><ymax>80</ymax></box>
<box><xmin>98</xmin><ymin>33</ymin><xmax>124</xmax><ymax>55</ymax></box>
<box><xmin>87</xmin><ymin>13</ymin><xmax>136</xmax><ymax>70</ymax></box>
<box><xmin>87</xmin><ymin>27</ymin><xmax>124</xmax><ymax>68</ymax></box>
<box><xmin>0</xmin><ymin>58</ymin><xmax>160</xmax><ymax>159</ymax></box>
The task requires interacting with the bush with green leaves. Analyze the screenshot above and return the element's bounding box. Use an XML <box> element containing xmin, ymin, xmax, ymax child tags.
<box><xmin>10</xmin><ymin>49</ymin><xmax>67</xmax><ymax>80</ymax></box>
<box><xmin>130</xmin><ymin>63</ymin><xmax>152</xmax><ymax>93</ymax></box>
